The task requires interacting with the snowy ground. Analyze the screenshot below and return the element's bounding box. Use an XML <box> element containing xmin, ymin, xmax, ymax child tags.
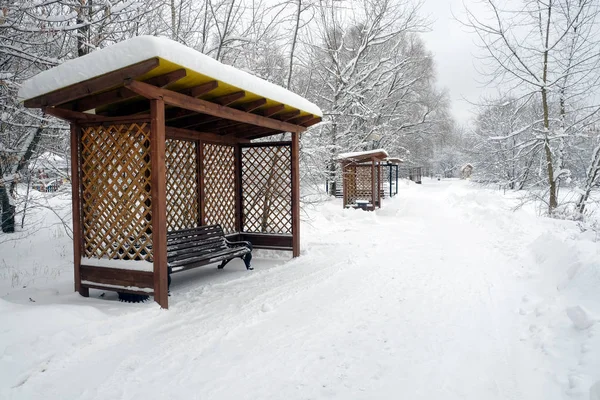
<box><xmin>1</xmin><ymin>179</ymin><xmax>599</xmax><ymax>400</ymax></box>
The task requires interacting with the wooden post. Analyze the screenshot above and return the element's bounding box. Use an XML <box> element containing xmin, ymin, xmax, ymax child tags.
<box><xmin>235</xmin><ymin>143</ymin><xmax>243</xmax><ymax>233</ymax></box>
<box><xmin>396</xmin><ymin>165</ymin><xmax>399</xmax><ymax>195</ymax></box>
<box><xmin>342</xmin><ymin>162</ymin><xmax>348</xmax><ymax>207</ymax></box>
<box><xmin>198</xmin><ymin>141</ymin><xmax>205</xmax><ymax>225</ymax></box>
<box><xmin>377</xmin><ymin>162</ymin><xmax>382</xmax><ymax>208</ymax></box>
<box><xmin>70</xmin><ymin>123</ymin><xmax>88</xmax><ymax>297</ymax></box>
<box><xmin>291</xmin><ymin>131</ymin><xmax>300</xmax><ymax>257</ymax></box>
<box><xmin>389</xmin><ymin>164</ymin><xmax>393</xmax><ymax>197</ymax></box>
<box><xmin>371</xmin><ymin>158</ymin><xmax>376</xmax><ymax>210</ymax></box>
<box><xmin>196</xmin><ymin>140</ymin><xmax>203</xmax><ymax>226</ymax></box>
<box><xmin>150</xmin><ymin>99</ymin><xmax>168</xmax><ymax>309</ymax></box>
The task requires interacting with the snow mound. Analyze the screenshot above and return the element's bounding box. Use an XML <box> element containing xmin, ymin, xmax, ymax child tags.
<box><xmin>566</xmin><ymin>306</ymin><xmax>595</xmax><ymax>330</ymax></box>
<box><xmin>591</xmin><ymin>381</ymin><xmax>600</xmax><ymax>400</ymax></box>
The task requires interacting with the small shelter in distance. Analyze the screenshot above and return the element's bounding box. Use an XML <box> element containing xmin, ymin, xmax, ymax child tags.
<box><xmin>408</xmin><ymin>167</ymin><xmax>422</xmax><ymax>184</ymax></box>
<box><xmin>338</xmin><ymin>149</ymin><xmax>402</xmax><ymax>211</ymax></box>
<box><xmin>18</xmin><ymin>36</ymin><xmax>322</xmax><ymax>308</ymax></box>
<box><xmin>461</xmin><ymin>163</ymin><xmax>474</xmax><ymax>179</ymax></box>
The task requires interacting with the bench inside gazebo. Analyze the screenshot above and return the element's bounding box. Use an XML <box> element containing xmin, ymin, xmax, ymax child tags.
<box><xmin>337</xmin><ymin>149</ymin><xmax>390</xmax><ymax>211</ymax></box>
<box><xmin>18</xmin><ymin>36</ymin><xmax>322</xmax><ymax>308</ymax></box>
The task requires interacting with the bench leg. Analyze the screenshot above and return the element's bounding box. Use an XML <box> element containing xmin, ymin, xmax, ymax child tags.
<box><xmin>218</xmin><ymin>258</ymin><xmax>232</xmax><ymax>269</ymax></box>
<box><xmin>243</xmin><ymin>252</ymin><xmax>253</xmax><ymax>270</ymax></box>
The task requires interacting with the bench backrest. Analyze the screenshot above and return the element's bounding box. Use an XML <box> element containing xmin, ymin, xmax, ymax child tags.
<box><xmin>166</xmin><ymin>224</ymin><xmax>228</xmax><ymax>256</ymax></box>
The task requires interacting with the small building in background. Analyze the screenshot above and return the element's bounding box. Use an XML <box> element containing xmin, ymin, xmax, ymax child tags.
<box><xmin>461</xmin><ymin>163</ymin><xmax>473</xmax><ymax>179</ymax></box>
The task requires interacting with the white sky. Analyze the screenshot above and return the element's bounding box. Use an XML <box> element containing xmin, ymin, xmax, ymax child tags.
<box><xmin>420</xmin><ymin>0</ymin><xmax>483</xmax><ymax>126</ymax></box>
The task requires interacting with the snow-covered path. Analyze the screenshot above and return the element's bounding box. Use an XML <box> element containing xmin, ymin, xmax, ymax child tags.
<box><xmin>1</xmin><ymin>180</ymin><xmax>597</xmax><ymax>399</ymax></box>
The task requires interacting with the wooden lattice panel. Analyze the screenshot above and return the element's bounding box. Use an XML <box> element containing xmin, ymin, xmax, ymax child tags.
<box><xmin>241</xmin><ymin>145</ymin><xmax>292</xmax><ymax>234</ymax></box>
<box><xmin>202</xmin><ymin>143</ymin><xmax>236</xmax><ymax>233</ymax></box>
<box><xmin>344</xmin><ymin>165</ymin><xmax>373</xmax><ymax>205</ymax></box>
<box><xmin>80</xmin><ymin>123</ymin><xmax>153</xmax><ymax>261</ymax></box>
<box><xmin>166</xmin><ymin>139</ymin><xmax>199</xmax><ymax>230</ymax></box>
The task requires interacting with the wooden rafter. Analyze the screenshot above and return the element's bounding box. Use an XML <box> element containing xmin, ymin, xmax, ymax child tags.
<box><xmin>165</xmin><ymin>126</ymin><xmax>249</xmax><ymax>144</ymax></box>
<box><xmin>275</xmin><ymin>111</ymin><xmax>300</xmax><ymax>122</ymax></box>
<box><xmin>24</xmin><ymin>58</ymin><xmax>160</xmax><ymax>108</ymax></box>
<box><xmin>166</xmin><ymin>91</ymin><xmax>248</xmax><ymax>125</ymax></box>
<box><xmin>239</xmin><ymin>98</ymin><xmax>267</xmax><ymax>112</ymax></box>
<box><xmin>301</xmin><ymin>116</ymin><xmax>322</xmax><ymax>127</ymax></box>
<box><xmin>261</xmin><ymin>104</ymin><xmax>285</xmax><ymax>117</ymax></box>
<box><xmin>44</xmin><ymin>106</ymin><xmax>150</xmax><ymax>124</ymax></box>
<box><xmin>212</xmin><ymin>91</ymin><xmax>245</xmax><ymax>105</ymax></box>
<box><xmin>67</xmin><ymin>69</ymin><xmax>187</xmax><ymax>112</ymax></box>
<box><xmin>289</xmin><ymin>115</ymin><xmax>315</xmax><ymax>125</ymax></box>
<box><xmin>171</xmin><ymin>97</ymin><xmax>269</xmax><ymax>129</ymax></box>
<box><xmin>125</xmin><ymin>80</ymin><xmax>307</xmax><ymax>133</ymax></box>
<box><xmin>180</xmin><ymin>80</ymin><xmax>218</xmax><ymax>98</ymax></box>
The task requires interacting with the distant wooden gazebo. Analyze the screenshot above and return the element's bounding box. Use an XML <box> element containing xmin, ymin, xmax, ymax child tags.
<box><xmin>18</xmin><ymin>36</ymin><xmax>322</xmax><ymax>308</ymax></box>
<box><xmin>383</xmin><ymin>157</ymin><xmax>403</xmax><ymax>197</ymax></box>
<box><xmin>337</xmin><ymin>149</ymin><xmax>389</xmax><ymax>210</ymax></box>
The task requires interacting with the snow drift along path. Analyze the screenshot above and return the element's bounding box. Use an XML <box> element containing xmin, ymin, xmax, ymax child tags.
<box><xmin>0</xmin><ymin>180</ymin><xmax>592</xmax><ymax>399</ymax></box>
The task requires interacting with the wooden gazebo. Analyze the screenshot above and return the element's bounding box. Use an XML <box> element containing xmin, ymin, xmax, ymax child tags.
<box><xmin>383</xmin><ymin>157</ymin><xmax>403</xmax><ymax>198</ymax></box>
<box><xmin>18</xmin><ymin>36</ymin><xmax>322</xmax><ymax>308</ymax></box>
<box><xmin>337</xmin><ymin>149</ymin><xmax>389</xmax><ymax>210</ymax></box>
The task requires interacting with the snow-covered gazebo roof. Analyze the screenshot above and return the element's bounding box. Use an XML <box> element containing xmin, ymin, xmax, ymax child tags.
<box><xmin>384</xmin><ymin>157</ymin><xmax>403</xmax><ymax>164</ymax></box>
<box><xmin>337</xmin><ymin>149</ymin><xmax>389</xmax><ymax>164</ymax></box>
<box><xmin>19</xmin><ymin>35</ymin><xmax>321</xmax><ymax>140</ymax></box>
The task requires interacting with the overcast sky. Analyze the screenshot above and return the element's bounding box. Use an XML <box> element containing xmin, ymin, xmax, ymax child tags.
<box><xmin>420</xmin><ymin>0</ymin><xmax>483</xmax><ymax>126</ymax></box>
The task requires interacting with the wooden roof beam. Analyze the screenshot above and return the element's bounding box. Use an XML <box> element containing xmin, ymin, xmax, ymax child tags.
<box><xmin>239</xmin><ymin>98</ymin><xmax>267</xmax><ymax>112</ymax></box>
<box><xmin>24</xmin><ymin>58</ymin><xmax>160</xmax><ymax>108</ymax></box>
<box><xmin>289</xmin><ymin>115</ymin><xmax>315</xmax><ymax>125</ymax></box>
<box><xmin>173</xmin><ymin>98</ymin><xmax>267</xmax><ymax>129</ymax></box>
<box><xmin>301</xmin><ymin>116</ymin><xmax>322</xmax><ymax>127</ymax></box>
<box><xmin>166</xmin><ymin>90</ymin><xmax>245</xmax><ymax>124</ymax></box>
<box><xmin>180</xmin><ymin>80</ymin><xmax>219</xmax><ymax>98</ymax></box>
<box><xmin>125</xmin><ymin>81</ymin><xmax>306</xmax><ymax>133</ymax></box>
<box><xmin>69</xmin><ymin>69</ymin><xmax>187</xmax><ymax>112</ymax></box>
<box><xmin>261</xmin><ymin>104</ymin><xmax>285</xmax><ymax>117</ymax></box>
<box><xmin>43</xmin><ymin>106</ymin><xmax>150</xmax><ymax>124</ymax></box>
<box><xmin>212</xmin><ymin>91</ymin><xmax>245</xmax><ymax>105</ymax></box>
<box><xmin>219</xmin><ymin>124</ymin><xmax>279</xmax><ymax>138</ymax></box>
<box><xmin>173</xmin><ymin>98</ymin><xmax>276</xmax><ymax>128</ymax></box>
<box><xmin>275</xmin><ymin>111</ymin><xmax>300</xmax><ymax>121</ymax></box>
<box><xmin>165</xmin><ymin>126</ymin><xmax>249</xmax><ymax>144</ymax></box>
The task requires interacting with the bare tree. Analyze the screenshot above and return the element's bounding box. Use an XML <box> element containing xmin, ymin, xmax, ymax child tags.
<box><xmin>462</xmin><ymin>0</ymin><xmax>600</xmax><ymax>214</ymax></box>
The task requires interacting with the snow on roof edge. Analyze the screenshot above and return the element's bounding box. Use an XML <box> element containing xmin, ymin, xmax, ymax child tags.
<box><xmin>337</xmin><ymin>149</ymin><xmax>389</xmax><ymax>160</ymax></box>
<box><xmin>18</xmin><ymin>35</ymin><xmax>322</xmax><ymax>118</ymax></box>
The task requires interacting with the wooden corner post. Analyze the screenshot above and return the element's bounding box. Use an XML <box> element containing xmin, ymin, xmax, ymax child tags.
<box><xmin>235</xmin><ymin>144</ymin><xmax>243</xmax><ymax>233</ymax></box>
<box><xmin>377</xmin><ymin>162</ymin><xmax>382</xmax><ymax>208</ymax></box>
<box><xmin>70</xmin><ymin>123</ymin><xmax>88</xmax><ymax>297</ymax></box>
<box><xmin>342</xmin><ymin>162</ymin><xmax>348</xmax><ymax>207</ymax></box>
<box><xmin>371</xmin><ymin>158</ymin><xmax>376</xmax><ymax>209</ymax></box>
<box><xmin>291</xmin><ymin>131</ymin><xmax>300</xmax><ymax>257</ymax></box>
<box><xmin>150</xmin><ymin>99</ymin><xmax>169</xmax><ymax>308</ymax></box>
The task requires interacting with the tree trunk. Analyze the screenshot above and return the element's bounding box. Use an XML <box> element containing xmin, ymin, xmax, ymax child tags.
<box><xmin>541</xmin><ymin>2</ymin><xmax>557</xmax><ymax>213</ymax></box>
<box><xmin>0</xmin><ymin>125</ymin><xmax>45</xmax><ymax>233</ymax></box>
<box><xmin>0</xmin><ymin>162</ymin><xmax>15</xmax><ymax>233</ymax></box>
<box><xmin>576</xmin><ymin>141</ymin><xmax>600</xmax><ymax>214</ymax></box>
<box><xmin>77</xmin><ymin>0</ymin><xmax>91</xmax><ymax>57</ymax></box>
<box><xmin>286</xmin><ymin>0</ymin><xmax>302</xmax><ymax>90</ymax></box>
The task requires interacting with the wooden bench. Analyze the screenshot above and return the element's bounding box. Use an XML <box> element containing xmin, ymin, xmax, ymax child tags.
<box><xmin>167</xmin><ymin>224</ymin><xmax>253</xmax><ymax>276</ymax></box>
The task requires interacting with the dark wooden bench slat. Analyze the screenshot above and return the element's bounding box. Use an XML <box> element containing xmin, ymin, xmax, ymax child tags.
<box><xmin>166</xmin><ymin>224</ymin><xmax>222</xmax><ymax>237</ymax></box>
<box><xmin>170</xmin><ymin>250</ymin><xmax>249</xmax><ymax>272</ymax></box>
<box><xmin>169</xmin><ymin>247</ymin><xmax>249</xmax><ymax>268</ymax></box>
<box><xmin>167</xmin><ymin>227</ymin><xmax>223</xmax><ymax>242</ymax></box>
<box><xmin>167</xmin><ymin>236</ymin><xmax>224</xmax><ymax>252</ymax></box>
<box><xmin>167</xmin><ymin>240</ymin><xmax>228</xmax><ymax>261</ymax></box>
<box><xmin>166</xmin><ymin>224</ymin><xmax>252</xmax><ymax>273</ymax></box>
<box><xmin>167</xmin><ymin>232</ymin><xmax>224</xmax><ymax>247</ymax></box>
